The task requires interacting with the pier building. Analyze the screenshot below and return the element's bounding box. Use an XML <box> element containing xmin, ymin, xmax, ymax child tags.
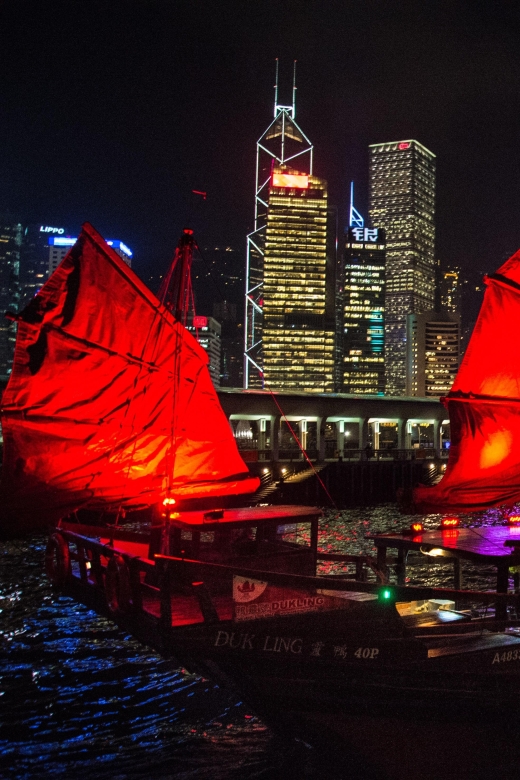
<box><xmin>217</xmin><ymin>388</ymin><xmax>448</xmax><ymax>463</ymax></box>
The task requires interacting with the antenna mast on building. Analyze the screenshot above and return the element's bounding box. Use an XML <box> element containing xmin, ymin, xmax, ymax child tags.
<box><xmin>349</xmin><ymin>181</ymin><xmax>364</xmax><ymax>229</ymax></box>
<box><xmin>244</xmin><ymin>60</ymin><xmax>314</xmax><ymax>388</ymax></box>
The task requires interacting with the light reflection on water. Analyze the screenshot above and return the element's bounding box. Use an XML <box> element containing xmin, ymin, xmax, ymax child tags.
<box><xmin>0</xmin><ymin>537</ymin><xmax>276</xmax><ymax>780</ymax></box>
<box><xmin>0</xmin><ymin>504</ymin><xmax>513</xmax><ymax>778</ymax></box>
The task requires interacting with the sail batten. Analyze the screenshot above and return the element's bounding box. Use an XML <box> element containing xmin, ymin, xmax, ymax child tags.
<box><xmin>0</xmin><ymin>223</ymin><xmax>259</xmax><ymax>533</ymax></box>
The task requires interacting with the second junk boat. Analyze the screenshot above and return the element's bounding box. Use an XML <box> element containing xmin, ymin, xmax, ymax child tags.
<box><xmin>413</xmin><ymin>247</ymin><xmax>520</xmax><ymax>512</ymax></box>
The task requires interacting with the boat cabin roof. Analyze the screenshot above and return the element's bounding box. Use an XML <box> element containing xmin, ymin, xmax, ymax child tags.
<box><xmin>370</xmin><ymin>526</ymin><xmax>520</xmax><ymax>565</ymax></box>
<box><xmin>167</xmin><ymin>505</ymin><xmax>322</xmax><ymax>532</ymax></box>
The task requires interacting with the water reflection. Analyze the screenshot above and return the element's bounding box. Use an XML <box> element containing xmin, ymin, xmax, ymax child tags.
<box><xmin>1</xmin><ymin>538</ymin><xmax>279</xmax><ymax>779</ymax></box>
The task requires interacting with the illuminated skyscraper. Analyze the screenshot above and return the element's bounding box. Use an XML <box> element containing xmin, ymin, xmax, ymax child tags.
<box><xmin>369</xmin><ymin>140</ymin><xmax>436</xmax><ymax>396</ymax></box>
<box><xmin>48</xmin><ymin>235</ymin><xmax>132</xmax><ymax>275</ymax></box>
<box><xmin>245</xmin><ymin>61</ymin><xmax>332</xmax><ymax>389</ymax></box>
<box><xmin>186</xmin><ymin>314</ymin><xmax>221</xmax><ymax>389</ymax></box>
<box><xmin>341</xmin><ymin>221</ymin><xmax>386</xmax><ymax>394</ymax></box>
<box><xmin>0</xmin><ymin>216</ymin><xmax>21</xmax><ymax>380</ymax></box>
<box><xmin>439</xmin><ymin>265</ymin><xmax>461</xmax><ymax>312</ymax></box>
<box><xmin>20</xmin><ymin>225</ymin><xmax>68</xmax><ymax>307</ymax></box>
<box><xmin>406</xmin><ymin>311</ymin><xmax>460</xmax><ymax>397</ymax></box>
<box><xmin>262</xmin><ymin>169</ymin><xmax>336</xmax><ymax>392</ymax></box>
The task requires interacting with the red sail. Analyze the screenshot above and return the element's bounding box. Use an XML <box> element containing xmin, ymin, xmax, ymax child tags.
<box><xmin>0</xmin><ymin>224</ymin><xmax>258</xmax><ymax>533</ymax></box>
<box><xmin>414</xmin><ymin>248</ymin><xmax>520</xmax><ymax>511</ymax></box>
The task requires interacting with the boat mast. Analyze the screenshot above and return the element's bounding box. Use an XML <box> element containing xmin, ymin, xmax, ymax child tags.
<box><xmin>158</xmin><ymin>228</ymin><xmax>196</xmax><ymax>325</ymax></box>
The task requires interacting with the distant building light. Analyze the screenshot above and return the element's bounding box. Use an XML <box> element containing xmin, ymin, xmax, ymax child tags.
<box><xmin>49</xmin><ymin>237</ymin><xmax>76</xmax><ymax>246</ymax></box>
<box><xmin>193</xmin><ymin>315</ymin><xmax>208</xmax><ymax>328</ymax></box>
<box><xmin>398</xmin><ymin>142</ymin><xmax>411</xmax><ymax>150</ymax></box>
<box><xmin>106</xmin><ymin>240</ymin><xmax>133</xmax><ymax>257</ymax></box>
<box><xmin>48</xmin><ymin>236</ymin><xmax>132</xmax><ymax>257</ymax></box>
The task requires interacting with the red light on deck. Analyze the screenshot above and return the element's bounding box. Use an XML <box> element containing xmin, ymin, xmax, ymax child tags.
<box><xmin>507</xmin><ymin>515</ymin><xmax>520</xmax><ymax>525</ymax></box>
<box><xmin>410</xmin><ymin>522</ymin><xmax>423</xmax><ymax>533</ymax></box>
<box><xmin>440</xmin><ymin>517</ymin><xmax>460</xmax><ymax>529</ymax></box>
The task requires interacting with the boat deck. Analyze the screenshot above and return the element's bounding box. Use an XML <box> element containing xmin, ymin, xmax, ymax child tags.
<box><xmin>140</xmin><ymin>587</ymin><xmax>233</xmax><ymax>625</ymax></box>
<box><xmin>371</xmin><ymin>525</ymin><xmax>520</xmax><ymax>620</ymax></box>
<box><xmin>426</xmin><ymin>632</ymin><xmax>520</xmax><ymax>658</ymax></box>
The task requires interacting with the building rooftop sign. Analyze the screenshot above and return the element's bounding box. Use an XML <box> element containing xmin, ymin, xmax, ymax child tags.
<box><xmin>49</xmin><ymin>236</ymin><xmax>132</xmax><ymax>257</ymax></box>
<box><xmin>40</xmin><ymin>226</ymin><xmax>65</xmax><ymax>234</ymax></box>
<box><xmin>272</xmin><ymin>172</ymin><xmax>309</xmax><ymax>189</ymax></box>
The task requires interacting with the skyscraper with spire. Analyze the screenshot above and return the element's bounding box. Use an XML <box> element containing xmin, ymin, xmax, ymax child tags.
<box><xmin>244</xmin><ymin>63</ymin><xmax>336</xmax><ymax>392</ymax></box>
<box><xmin>338</xmin><ymin>184</ymin><xmax>386</xmax><ymax>394</ymax></box>
<box><xmin>368</xmin><ymin>140</ymin><xmax>436</xmax><ymax>396</ymax></box>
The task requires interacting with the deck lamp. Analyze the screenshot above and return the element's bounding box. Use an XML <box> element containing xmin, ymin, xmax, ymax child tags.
<box><xmin>401</xmin><ymin>521</ymin><xmax>423</xmax><ymax>536</ymax></box>
<box><xmin>440</xmin><ymin>517</ymin><xmax>459</xmax><ymax>529</ymax></box>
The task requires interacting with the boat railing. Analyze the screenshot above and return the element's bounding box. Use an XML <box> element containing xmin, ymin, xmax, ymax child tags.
<box><xmin>58</xmin><ymin>529</ymin><xmax>520</xmax><ymax>633</ymax></box>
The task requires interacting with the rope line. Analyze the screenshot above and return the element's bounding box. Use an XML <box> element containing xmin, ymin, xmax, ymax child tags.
<box><xmin>263</xmin><ymin>377</ymin><xmax>338</xmax><ymax>510</ymax></box>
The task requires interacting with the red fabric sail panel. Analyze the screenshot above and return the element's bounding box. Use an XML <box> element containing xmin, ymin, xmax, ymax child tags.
<box><xmin>414</xmin><ymin>399</ymin><xmax>520</xmax><ymax>511</ymax></box>
<box><xmin>493</xmin><ymin>246</ymin><xmax>520</xmax><ymax>288</ymax></box>
<box><xmin>0</xmin><ymin>224</ymin><xmax>258</xmax><ymax>531</ymax></box>
<box><xmin>451</xmin><ymin>280</ymin><xmax>520</xmax><ymax>399</ymax></box>
<box><xmin>414</xmin><ymin>247</ymin><xmax>520</xmax><ymax>512</ymax></box>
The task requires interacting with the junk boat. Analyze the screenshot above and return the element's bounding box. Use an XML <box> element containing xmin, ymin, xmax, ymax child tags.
<box><xmin>46</xmin><ymin>514</ymin><xmax>520</xmax><ymax>779</ymax></box>
<box><xmin>5</xmin><ymin>228</ymin><xmax>520</xmax><ymax>777</ymax></box>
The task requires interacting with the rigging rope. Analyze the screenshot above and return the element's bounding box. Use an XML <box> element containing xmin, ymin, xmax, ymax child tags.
<box><xmin>262</xmin><ymin>376</ymin><xmax>338</xmax><ymax>510</ymax></box>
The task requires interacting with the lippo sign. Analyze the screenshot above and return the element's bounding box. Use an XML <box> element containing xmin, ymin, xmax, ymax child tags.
<box><xmin>233</xmin><ymin>575</ymin><xmax>351</xmax><ymax>622</ymax></box>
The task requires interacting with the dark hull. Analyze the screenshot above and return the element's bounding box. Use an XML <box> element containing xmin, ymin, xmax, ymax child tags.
<box><xmin>59</xmin><ymin>527</ymin><xmax>520</xmax><ymax>779</ymax></box>
<box><xmin>187</xmin><ymin>648</ymin><xmax>520</xmax><ymax>780</ymax></box>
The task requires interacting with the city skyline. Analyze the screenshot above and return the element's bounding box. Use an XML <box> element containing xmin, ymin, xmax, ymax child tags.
<box><xmin>2</xmin><ymin>1</ymin><xmax>520</xmax><ymax>290</ymax></box>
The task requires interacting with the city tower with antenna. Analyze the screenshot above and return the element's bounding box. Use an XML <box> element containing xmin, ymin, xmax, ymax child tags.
<box><xmin>244</xmin><ymin>61</ymin><xmax>336</xmax><ymax>392</ymax></box>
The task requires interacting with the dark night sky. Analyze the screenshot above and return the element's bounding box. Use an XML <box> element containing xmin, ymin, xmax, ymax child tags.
<box><xmin>2</xmin><ymin>0</ymin><xmax>520</xmax><ymax>286</ymax></box>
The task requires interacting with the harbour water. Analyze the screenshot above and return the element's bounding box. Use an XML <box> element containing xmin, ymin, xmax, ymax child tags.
<box><xmin>0</xmin><ymin>505</ymin><xmax>512</xmax><ymax>779</ymax></box>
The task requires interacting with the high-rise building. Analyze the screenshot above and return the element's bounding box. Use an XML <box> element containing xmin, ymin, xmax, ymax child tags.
<box><xmin>369</xmin><ymin>140</ymin><xmax>436</xmax><ymax>396</ymax></box>
<box><xmin>192</xmin><ymin>246</ymin><xmax>242</xmax><ymax>313</ymax></box>
<box><xmin>20</xmin><ymin>225</ymin><xmax>68</xmax><ymax>307</ymax></box>
<box><xmin>0</xmin><ymin>216</ymin><xmax>22</xmax><ymax>380</ymax></box>
<box><xmin>48</xmin><ymin>235</ymin><xmax>132</xmax><ymax>275</ymax></box>
<box><xmin>186</xmin><ymin>314</ymin><xmax>221</xmax><ymax>388</ymax></box>
<box><xmin>439</xmin><ymin>265</ymin><xmax>461</xmax><ymax>313</ymax></box>
<box><xmin>341</xmin><ymin>225</ymin><xmax>386</xmax><ymax>394</ymax></box>
<box><xmin>244</xmin><ymin>62</ymin><xmax>336</xmax><ymax>391</ymax></box>
<box><xmin>191</xmin><ymin>246</ymin><xmax>244</xmax><ymax>388</ymax></box>
<box><xmin>211</xmin><ymin>301</ymin><xmax>243</xmax><ymax>388</ymax></box>
<box><xmin>261</xmin><ymin>170</ymin><xmax>336</xmax><ymax>392</ymax></box>
<box><xmin>406</xmin><ymin>311</ymin><xmax>460</xmax><ymax>397</ymax></box>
